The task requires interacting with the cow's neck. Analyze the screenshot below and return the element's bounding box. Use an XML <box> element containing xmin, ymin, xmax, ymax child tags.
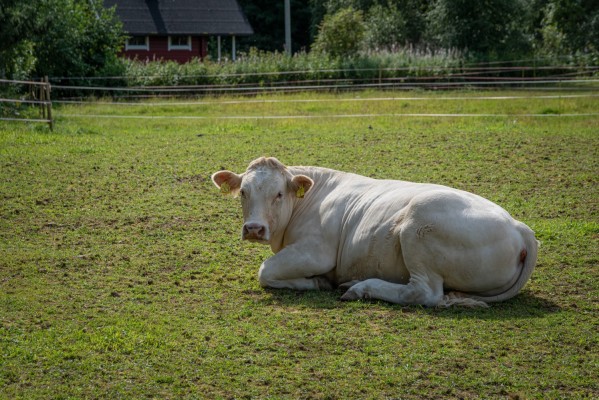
<box><xmin>270</xmin><ymin>231</ymin><xmax>286</xmax><ymax>253</ymax></box>
<box><xmin>269</xmin><ymin>166</ymin><xmax>338</xmax><ymax>254</ymax></box>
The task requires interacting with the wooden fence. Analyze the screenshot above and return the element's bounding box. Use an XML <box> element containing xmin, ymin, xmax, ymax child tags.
<box><xmin>0</xmin><ymin>77</ymin><xmax>53</xmax><ymax>130</ymax></box>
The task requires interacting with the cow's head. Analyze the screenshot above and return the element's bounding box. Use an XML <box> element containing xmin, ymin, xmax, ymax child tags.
<box><xmin>212</xmin><ymin>157</ymin><xmax>313</xmax><ymax>245</ymax></box>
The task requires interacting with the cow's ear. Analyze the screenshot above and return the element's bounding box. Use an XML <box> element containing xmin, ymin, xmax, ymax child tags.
<box><xmin>211</xmin><ymin>170</ymin><xmax>242</xmax><ymax>197</ymax></box>
<box><xmin>289</xmin><ymin>174</ymin><xmax>314</xmax><ymax>199</ymax></box>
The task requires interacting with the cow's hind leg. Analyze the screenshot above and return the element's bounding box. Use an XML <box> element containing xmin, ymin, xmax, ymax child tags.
<box><xmin>340</xmin><ymin>274</ymin><xmax>444</xmax><ymax>307</ymax></box>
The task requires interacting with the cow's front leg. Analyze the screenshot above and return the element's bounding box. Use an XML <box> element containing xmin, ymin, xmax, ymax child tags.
<box><xmin>258</xmin><ymin>243</ymin><xmax>335</xmax><ymax>291</ymax></box>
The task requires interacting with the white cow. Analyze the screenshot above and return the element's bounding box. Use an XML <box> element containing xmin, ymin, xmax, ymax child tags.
<box><xmin>212</xmin><ymin>157</ymin><xmax>538</xmax><ymax>307</ymax></box>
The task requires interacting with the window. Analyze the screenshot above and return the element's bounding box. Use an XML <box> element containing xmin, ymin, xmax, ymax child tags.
<box><xmin>125</xmin><ymin>36</ymin><xmax>149</xmax><ymax>50</ymax></box>
<box><xmin>168</xmin><ymin>35</ymin><xmax>192</xmax><ymax>51</ymax></box>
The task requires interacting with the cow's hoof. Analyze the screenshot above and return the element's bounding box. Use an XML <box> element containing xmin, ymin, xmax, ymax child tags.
<box><xmin>340</xmin><ymin>287</ymin><xmax>362</xmax><ymax>301</ymax></box>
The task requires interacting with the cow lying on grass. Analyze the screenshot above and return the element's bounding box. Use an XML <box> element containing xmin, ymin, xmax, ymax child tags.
<box><xmin>212</xmin><ymin>157</ymin><xmax>538</xmax><ymax>307</ymax></box>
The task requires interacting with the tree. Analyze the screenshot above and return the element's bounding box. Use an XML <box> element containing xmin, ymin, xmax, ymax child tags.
<box><xmin>236</xmin><ymin>0</ymin><xmax>314</xmax><ymax>53</ymax></box>
<box><xmin>235</xmin><ymin>0</ymin><xmax>434</xmax><ymax>56</ymax></box>
<box><xmin>0</xmin><ymin>0</ymin><xmax>125</xmax><ymax>79</ymax></box>
<box><xmin>540</xmin><ymin>0</ymin><xmax>599</xmax><ymax>55</ymax></box>
<box><xmin>426</xmin><ymin>0</ymin><xmax>531</xmax><ymax>59</ymax></box>
<box><xmin>312</xmin><ymin>7</ymin><xmax>365</xmax><ymax>57</ymax></box>
<box><xmin>0</xmin><ymin>0</ymin><xmax>42</xmax><ymax>78</ymax></box>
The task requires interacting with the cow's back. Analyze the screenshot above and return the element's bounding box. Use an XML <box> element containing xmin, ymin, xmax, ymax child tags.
<box><xmin>287</xmin><ymin>167</ymin><xmax>449</xmax><ymax>285</ymax></box>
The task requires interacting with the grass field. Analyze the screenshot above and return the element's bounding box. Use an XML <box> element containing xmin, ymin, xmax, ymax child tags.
<box><xmin>1</xmin><ymin>90</ymin><xmax>597</xmax><ymax>399</ymax></box>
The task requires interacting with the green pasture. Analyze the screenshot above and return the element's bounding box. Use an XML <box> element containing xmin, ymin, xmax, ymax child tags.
<box><xmin>1</xmin><ymin>90</ymin><xmax>597</xmax><ymax>399</ymax></box>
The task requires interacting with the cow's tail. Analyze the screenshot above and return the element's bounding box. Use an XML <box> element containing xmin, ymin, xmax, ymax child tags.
<box><xmin>438</xmin><ymin>223</ymin><xmax>539</xmax><ymax>308</ymax></box>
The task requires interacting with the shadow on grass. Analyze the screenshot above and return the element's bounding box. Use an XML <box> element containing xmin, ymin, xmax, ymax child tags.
<box><xmin>262</xmin><ymin>288</ymin><xmax>561</xmax><ymax>320</ymax></box>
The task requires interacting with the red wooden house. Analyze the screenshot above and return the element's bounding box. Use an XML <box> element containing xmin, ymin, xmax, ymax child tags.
<box><xmin>104</xmin><ymin>0</ymin><xmax>253</xmax><ymax>63</ymax></box>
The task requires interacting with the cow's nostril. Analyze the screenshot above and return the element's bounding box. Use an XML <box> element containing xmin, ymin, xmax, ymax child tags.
<box><xmin>243</xmin><ymin>223</ymin><xmax>267</xmax><ymax>239</ymax></box>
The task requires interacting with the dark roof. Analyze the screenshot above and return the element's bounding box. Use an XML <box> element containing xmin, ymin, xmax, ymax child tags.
<box><xmin>104</xmin><ymin>0</ymin><xmax>253</xmax><ymax>36</ymax></box>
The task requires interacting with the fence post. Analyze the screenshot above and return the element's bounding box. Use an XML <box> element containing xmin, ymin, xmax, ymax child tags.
<box><xmin>45</xmin><ymin>76</ymin><xmax>53</xmax><ymax>131</ymax></box>
<box><xmin>39</xmin><ymin>78</ymin><xmax>46</xmax><ymax>119</ymax></box>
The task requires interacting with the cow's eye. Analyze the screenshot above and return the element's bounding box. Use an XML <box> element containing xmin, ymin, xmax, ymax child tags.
<box><xmin>240</xmin><ymin>189</ymin><xmax>246</xmax><ymax>198</ymax></box>
<box><xmin>276</xmin><ymin>192</ymin><xmax>283</xmax><ymax>200</ymax></box>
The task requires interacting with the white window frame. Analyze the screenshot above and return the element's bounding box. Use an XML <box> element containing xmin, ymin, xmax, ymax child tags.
<box><xmin>168</xmin><ymin>35</ymin><xmax>192</xmax><ymax>51</ymax></box>
<box><xmin>125</xmin><ymin>36</ymin><xmax>149</xmax><ymax>51</ymax></box>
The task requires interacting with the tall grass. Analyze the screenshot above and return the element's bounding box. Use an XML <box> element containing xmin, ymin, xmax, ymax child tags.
<box><xmin>115</xmin><ymin>48</ymin><xmax>467</xmax><ymax>87</ymax></box>
<box><xmin>48</xmin><ymin>48</ymin><xmax>598</xmax><ymax>101</ymax></box>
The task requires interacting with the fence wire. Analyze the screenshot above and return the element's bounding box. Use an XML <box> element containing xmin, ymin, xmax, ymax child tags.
<box><xmin>45</xmin><ymin>63</ymin><xmax>599</xmax><ymax>100</ymax></box>
<box><xmin>3</xmin><ymin>64</ymin><xmax>597</xmax><ymax>124</ymax></box>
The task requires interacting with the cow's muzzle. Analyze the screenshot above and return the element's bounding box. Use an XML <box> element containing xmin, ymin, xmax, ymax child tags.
<box><xmin>242</xmin><ymin>222</ymin><xmax>268</xmax><ymax>242</ymax></box>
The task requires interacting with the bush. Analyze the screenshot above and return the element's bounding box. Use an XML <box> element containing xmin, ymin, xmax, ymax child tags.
<box><xmin>312</xmin><ymin>8</ymin><xmax>366</xmax><ymax>58</ymax></box>
<box><xmin>363</xmin><ymin>2</ymin><xmax>407</xmax><ymax>51</ymax></box>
